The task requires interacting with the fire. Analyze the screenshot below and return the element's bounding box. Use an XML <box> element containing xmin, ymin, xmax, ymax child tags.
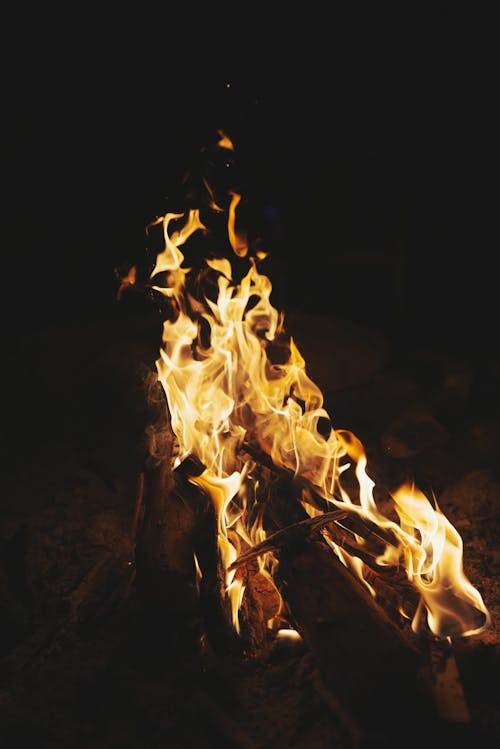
<box><xmin>130</xmin><ymin>131</ymin><xmax>490</xmax><ymax>642</ymax></box>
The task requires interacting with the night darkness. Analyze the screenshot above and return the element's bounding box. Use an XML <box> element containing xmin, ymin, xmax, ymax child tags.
<box><xmin>3</xmin><ymin>9</ymin><xmax>500</xmax><ymax>748</ymax></box>
<box><xmin>6</xmin><ymin>7</ymin><xmax>496</xmax><ymax>357</ymax></box>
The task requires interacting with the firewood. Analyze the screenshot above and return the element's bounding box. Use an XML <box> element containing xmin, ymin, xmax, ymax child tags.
<box><xmin>227</xmin><ymin>469</ymin><xmax>446</xmax><ymax>742</ymax></box>
<box><xmin>427</xmin><ymin>638</ymin><xmax>471</xmax><ymax>724</ymax></box>
<box><xmin>189</xmin><ymin>474</ymin><xmax>243</xmax><ymax>657</ymax></box>
<box><xmin>275</xmin><ymin>537</ymin><xmax>440</xmax><ymax>745</ymax></box>
<box><xmin>134</xmin><ymin>447</ymin><xmax>204</xmax><ymax>654</ymax></box>
<box><xmin>234</xmin><ymin>555</ymin><xmax>283</xmax><ymax>657</ymax></box>
<box><xmin>228</xmin><ymin>510</ymin><xmax>349</xmax><ymax>571</ymax></box>
<box><xmin>237</xmin><ymin>445</ymin><xmax>423</xmax><ymax>622</ymax></box>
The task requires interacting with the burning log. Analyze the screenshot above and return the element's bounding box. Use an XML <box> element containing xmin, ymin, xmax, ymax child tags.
<box><xmin>232</xmin><ymin>552</ymin><xmax>283</xmax><ymax>656</ymax></box>
<box><xmin>134</xmin><ymin>448</ymin><xmax>202</xmax><ymax>654</ymax></box>
<box><xmin>132</xmin><ymin>363</ymin><xmax>481</xmax><ymax>737</ymax></box>
<box><xmin>131</xmin><ymin>422</ymin><xmax>478</xmax><ymax>745</ymax></box>
<box><xmin>185</xmin><ymin>463</ymin><xmax>243</xmax><ymax>657</ymax></box>
<box><xmin>224</xmin><ymin>469</ymin><xmax>445</xmax><ymax>744</ymax></box>
<box><xmin>120</xmin><ymin>131</ymin><xmax>490</xmax><ymax>742</ymax></box>
<box><xmin>234</xmin><ymin>445</ymin><xmax>420</xmax><ymax>621</ymax></box>
<box><xmin>132</xmin><ymin>370</ymin><xmax>235</xmax><ymax>657</ymax></box>
<box><xmin>274</xmin><ymin>537</ymin><xmax>438</xmax><ymax>744</ymax></box>
<box><xmin>134</xmin><ymin>427</ymin><xmax>241</xmax><ymax>657</ymax></box>
<box><xmin>135</xmin><ymin>462</ymin><xmax>242</xmax><ymax>658</ymax></box>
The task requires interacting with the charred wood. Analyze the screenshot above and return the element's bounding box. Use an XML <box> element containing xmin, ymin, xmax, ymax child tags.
<box><xmin>275</xmin><ymin>537</ymin><xmax>440</xmax><ymax>746</ymax></box>
<box><xmin>134</xmin><ymin>448</ymin><xmax>203</xmax><ymax>656</ymax></box>
<box><xmin>189</xmin><ymin>474</ymin><xmax>243</xmax><ymax>657</ymax></box>
<box><xmin>237</xmin><ymin>470</ymin><xmax>445</xmax><ymax>744</ymax></box>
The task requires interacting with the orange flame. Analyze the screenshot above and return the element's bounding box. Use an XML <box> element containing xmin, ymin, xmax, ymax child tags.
<box><xmin>147</xmin><ymin>133</ymin><xmax>490</xmax><ymax>641</ymax></box>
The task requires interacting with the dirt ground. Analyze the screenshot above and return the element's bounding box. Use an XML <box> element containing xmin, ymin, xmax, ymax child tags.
<box><xmin>2</xmin><ymin>307</ymin><xmax>499</xmax><ymax>748</ymax></box>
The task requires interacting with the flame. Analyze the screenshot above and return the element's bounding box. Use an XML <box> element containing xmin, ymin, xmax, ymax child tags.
<box><xmin>391</xmin><ymin>483</ymin><xmax>490</xmax><ymax>638</ymax></box>
<box><xmin>145</xmin><ymin>132</ymin><xmax>490</xmax><ymax>641</ymax></box>
<box><xmin>115</xmin><ymin>264</ymin><xmax>136</xmax><ymax>300</ymax></box>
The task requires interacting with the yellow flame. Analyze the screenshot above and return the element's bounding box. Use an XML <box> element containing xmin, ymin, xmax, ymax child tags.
<box><xmin>115</xmin><ymin>265</ymin><xmax>136</xmax><ymax>300</ymax></box>
<box><xmin>228</xmin><ymin>192</ymin><xmax>248</xmax><ymax>257</ymax></box>
<box><xmin>392</xmin><ymin>483</ymin><xmax>491</xmax><ymax>638</ymax></box>
<box><xmin>148</xmin><ymin>145</ymin><xmax>490</xmax><ymax>641</ymax></box>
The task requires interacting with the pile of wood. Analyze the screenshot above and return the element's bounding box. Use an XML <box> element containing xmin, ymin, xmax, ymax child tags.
<box><xmin>4</xmin><ymin>315</ymin><xmax>495</xmax><ymax>747</ymax></box>
<box><xmin>130</xmin><ymin>387</ymin><xmax>473</xmax><ymax>746</ymax></box>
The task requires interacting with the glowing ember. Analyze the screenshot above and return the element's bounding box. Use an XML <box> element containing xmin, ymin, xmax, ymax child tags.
<box><xmin>124</xmin><ymin>130</ymin><xmax>490</xmax><ymax>642</ymax></box>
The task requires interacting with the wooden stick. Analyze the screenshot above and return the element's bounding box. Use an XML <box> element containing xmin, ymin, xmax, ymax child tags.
<box><xmin>189</xmin><ymin>475</ymin><xmax>243</xmax><ymax>657</ymax></box>
<box><xmin>228</xmin><ymin>510</ymin><xmax>349</xmax><ymax>571</ymax></box>
<box><xmin>427</xmin><ymin>638</ymin><xmax>471</xmax><ymax>724</ymax></box>
<box><xmin>248</xmin><ymin>471</ymin><xmax>444</xmax><ymax>742</ymax></box>
<box><xmin>275</xmin><ymin>537</ymin><xmax>440</xmax><ymax>744</ymax></box>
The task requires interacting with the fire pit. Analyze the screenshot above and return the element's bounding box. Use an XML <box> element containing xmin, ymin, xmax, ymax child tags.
<box><xmin>2</xmin><ymin>131</ymin><xmax>498</xmax><ymax>748</ymax></box>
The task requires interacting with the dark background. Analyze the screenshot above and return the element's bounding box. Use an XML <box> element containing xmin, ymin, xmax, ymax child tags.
<box><xmin>6</xmin><ymin>6</ymin><xmax>496</xmax><ymax>356</ymax></box>
<box><xmin>2</xmin><ymin>12</ymin><xmax>499</xmax><ymax>748</ymax></box>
